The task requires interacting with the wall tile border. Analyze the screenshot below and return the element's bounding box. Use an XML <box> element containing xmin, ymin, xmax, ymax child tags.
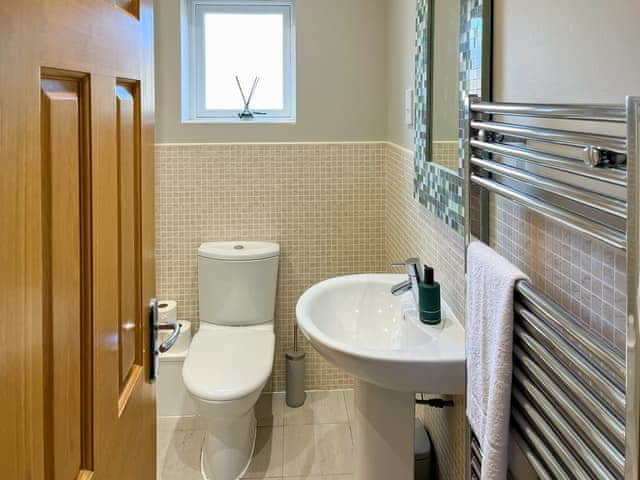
<box><xmin>413</xmin><ymin>0</ymin><xmax>492</xmax><ymax>235</ymax></box>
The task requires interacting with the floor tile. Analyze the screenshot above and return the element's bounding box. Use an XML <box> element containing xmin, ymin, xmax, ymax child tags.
<box><xmin>256</xmin><ymin>392</ymin><xmax>286</xmax><ymax>427</ymax></box>
<box><xmin>283</xmin><ymin>424</ymin><xmax>354</xmax><ymax>477</ymax></box>
<box><xmin>158</xmin><ymin>415</ymin><xmax>203</xmax><ymax>433</ymax></box>
<box><xmin>284</xmin><ymin>391</ymin><xmax>349</xmax><ymax>425</ymax></box>
<box><xmin>286</xmin><ymin>476</ymin><xmax>353</xmax><ymax>480</ymax></box>
<box><xmin>243</xmin><ymin>426</ymin><xmax>285</xmax><ymax>478</ymax></box>
<box><xmin>158</xmin><ymin>391</ymin><xmax>356</xmax><ymax>480</ymax></box>
<box><xmin>157</xmin><ymin>427</ymin><xmax>204</xmax><ymax>480</ymax></box>
<box><xmin>342</xmin><ymin>390</ymin><xmax>354</xmax><ymax>424</ymax></box>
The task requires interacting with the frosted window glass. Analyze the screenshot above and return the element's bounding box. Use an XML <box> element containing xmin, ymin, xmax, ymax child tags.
<box><xmin>204</xmin><ymin>13</ymin><xmax>284</xmax><ymax>110</ymax></box>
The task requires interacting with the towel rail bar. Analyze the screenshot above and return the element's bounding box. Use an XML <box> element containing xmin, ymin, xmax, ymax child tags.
<box><xmin>470</xmin><ymin>174</ymin><xmax>627</xmax><ymax>250</ymax></box>
<box><xmin>465</xmin><ymin>96</ymin><xmax>639</xmax><ymax>478</ymax></box>
<box><xmin>509</xmin><ymin>430</ymin><xmax>554</xmax><ymax>480</ymax></box>
<box><xmin>468</xmin><ymin>280</ymin><xmax>626</xmax><ymax>478</ymax></box>
<box><xmin>514</xmin><ymin>322</ymin><xmax>625</xmax><ymax>446</ymax></box>
<box><xmin>515</xmin><ymin>281</ymin><xmax>626</xmax><ymax>383</ymax></box>
<box><xmin>514</xmin><ymin>347</ymin><xmax>624</xmax><ymax>474</ymax></box>
<box><xmin>515</xmin><ymin>304</ymin><xmax>626</xmax><ymax>418</ymax></box>
<box><xmin>470</xmin><ymin>156</ymin><xmax>627</xmax><ymax>218</ymax></box>
<box><xmin>510</xmin><ymin>407</ymin><xmax>572</xmax><ymax>480</ymax></box>
<box><xmin>470</xmin><ymin>139</ymin><xmax>628</xmax><ymax>186</ymax></box>
<box><xmin>511</xmin><ymin>379</ymin><xmax>613</xmax><ymax>480</ymax></box>
<box><xmin>470</xmin><ymin>120</ymin><xmax>627</xmax><ymax>154</ymax></box>
<box><xmin>470</xmin><ymin>101</ymin><xmax>627</xmax><ymax>123</ymax></box>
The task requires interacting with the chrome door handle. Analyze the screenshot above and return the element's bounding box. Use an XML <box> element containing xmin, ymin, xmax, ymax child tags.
<box><xmin>149</xmin><ymin>298</ymin><xmax>159</xmax><ymax>382</ymax></box>
<box><xmin>149</xmin><ymin>297</ymin><xmax>183</xmax><ymax>383</ymax></box>
<box><xmin>158</xmin><ymin>321</ymin><xmax>181</xmax><ymax>353</ymax></box>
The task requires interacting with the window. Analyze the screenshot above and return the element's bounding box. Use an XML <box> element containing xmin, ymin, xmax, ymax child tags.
<box><xmin>182</xmin><ymin>0</ymin><xmax>296</xmax><ymax>123</ymax></box>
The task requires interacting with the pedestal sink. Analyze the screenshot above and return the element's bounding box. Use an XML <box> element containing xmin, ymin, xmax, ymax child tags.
<box><xmin>296</xmin><ymin>274</ymin><xmax>465</xmax><ymax>480</ymax></box>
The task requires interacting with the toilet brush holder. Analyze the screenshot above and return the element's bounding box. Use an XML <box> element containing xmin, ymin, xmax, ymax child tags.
<box><xmin>285</xmin><ymin>350</ymin><xmax>306</xmax><ymax>408</ymax></box>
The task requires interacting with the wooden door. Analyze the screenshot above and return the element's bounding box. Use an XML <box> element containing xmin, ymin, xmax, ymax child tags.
<box><xmin>0</xmin><ymin>1</ymin><xmax>156</xmax><ymax>479</ymax></box>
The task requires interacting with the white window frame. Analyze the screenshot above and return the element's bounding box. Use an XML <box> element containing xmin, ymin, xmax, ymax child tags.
<box><xmin>182</xmin><ymin>0</ymin><xmax>296</xmax><ymax>123</ymax></box>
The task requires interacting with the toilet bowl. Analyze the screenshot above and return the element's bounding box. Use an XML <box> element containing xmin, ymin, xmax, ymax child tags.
<box><xmin>182</xmin><ymin>241</ymin><xmax>279</xmax><ymax>480</ymax></box>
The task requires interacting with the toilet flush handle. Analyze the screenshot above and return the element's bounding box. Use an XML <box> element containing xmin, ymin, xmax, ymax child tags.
<box><xmin>158</xmin><ymin>321</ymin><xmax>181</xmax><ymax>354</ymax></box>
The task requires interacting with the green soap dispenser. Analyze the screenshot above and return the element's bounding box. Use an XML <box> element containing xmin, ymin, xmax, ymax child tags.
<box><xmin>418</xmin><ymin>265</ymin><xmax>441</xmax><ymax>325</ymax></box>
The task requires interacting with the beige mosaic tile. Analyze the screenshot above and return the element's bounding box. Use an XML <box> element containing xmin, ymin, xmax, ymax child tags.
<box><xmin>383</xmin><ymin>144</ymin><xmax>466</xmax><ymax>322</ymax></box>
<box><xmin>490</xmin><ymin>196</ymin><xmax>626</xmax><ymax>353</ymax></box>
<box><xmin>384</xmin><ymin>144</ymin><xmax>466</xmax><ymax>480</ymax></box>
<box><xmin>156</xmin><ymin>140</ymin><xmax>625</xmax><ymax>480</ymax></box>
<box><xmin>432</xmin><ymin>141</ymin><xmax>459</xmax><ymax>173</ymax></box>
<box><xmin>155</xmin><ymin>143</ymin><xmax>386</xmax><ymax>392</ymax></box>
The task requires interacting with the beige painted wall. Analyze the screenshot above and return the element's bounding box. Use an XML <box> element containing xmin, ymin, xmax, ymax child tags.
<box><xmin>386</xmin><ymin>0</ymin><xmax>416</xmax><ymax>150</ymax></box>
<box><xmin>154</xmin><ymin>0</ymin><xmax>389</xmax><ymax>143</ymax></box>
<box><xmin>493</xmin><ymin>0</ymin><xmax>640</xmax><ymax>104</ymax></box>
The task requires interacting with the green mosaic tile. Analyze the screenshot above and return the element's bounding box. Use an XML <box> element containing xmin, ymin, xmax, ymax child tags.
<box><xmin>414</xmin><ymin>0</ymin><xmax>491</xmax><ymax>236</ymax></box>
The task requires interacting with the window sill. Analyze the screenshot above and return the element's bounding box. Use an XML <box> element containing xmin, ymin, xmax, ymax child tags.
<box><xmin>182</xmin><ymin>117</ymin><xmax>297</xmax><ymax>125</ymax></box>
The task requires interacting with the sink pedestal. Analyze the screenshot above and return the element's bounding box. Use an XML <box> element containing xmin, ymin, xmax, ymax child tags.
<box><xmin>354</xmin><ymin>379</ymin><xmax>415</xmax><ymax>480</ymax></box>
<box><xmin>296</xmin><ymin>274</ymin><xmax>465</xmax><ymax>479</ymax></box>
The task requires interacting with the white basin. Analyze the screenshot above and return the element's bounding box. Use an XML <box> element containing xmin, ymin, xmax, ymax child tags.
<box><xmin>296</xmin><ymin>273</ymin><xmax>465</xmax><ymax>393</ymax></box>
<box><xmin>296</xmin><ymin>274</ymin><xmax>465</xmax><ymax>480</ymax></box>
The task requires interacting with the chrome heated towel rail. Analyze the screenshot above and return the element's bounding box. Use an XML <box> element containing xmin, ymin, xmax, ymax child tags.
<box><xmin>464</xmin><ymin>96</ymin><xmax>640</xmax><ymax>479</ymax></box>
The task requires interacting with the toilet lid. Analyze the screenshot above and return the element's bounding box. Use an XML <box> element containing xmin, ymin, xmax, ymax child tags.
<box><xmin>183</xmin><ymin>326</ymin><xmax>275</xmax><ymax>402</ymax></box>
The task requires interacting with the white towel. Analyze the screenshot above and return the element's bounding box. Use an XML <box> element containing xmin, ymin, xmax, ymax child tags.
<box><xmin>466</xmin><ymin>241</ymin><xmax>528</xmax><ymax>480</ymax></box>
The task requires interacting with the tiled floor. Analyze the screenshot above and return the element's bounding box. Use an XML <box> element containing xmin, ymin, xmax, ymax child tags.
<box><xmin>157</xmin><ymin>390</ymin><xmax>356</xmax><ymax>480</ymax></box>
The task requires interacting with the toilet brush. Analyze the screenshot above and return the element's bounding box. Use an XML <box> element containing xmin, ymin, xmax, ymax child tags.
<box><xmin>286</xmin><ymin>323</ymin><xmax>306</xmax><ymax>408</ymax></box>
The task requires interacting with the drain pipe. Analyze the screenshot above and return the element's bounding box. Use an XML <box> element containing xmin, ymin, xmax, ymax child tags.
<box><xmin>416</xmin><ymin>393</ymin><xmax>454</xmax><ymax>408</ymax></box>
<box><xmin>286</xmin><ymin>323</ymin><xmax>306</xmax><ymax>408</ymax></box>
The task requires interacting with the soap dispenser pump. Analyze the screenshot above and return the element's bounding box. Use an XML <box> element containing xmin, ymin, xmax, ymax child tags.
<box><xmin>418</xmin><ymin>265</ymin><xmax>441</xmax><ymax>325</ymax></box>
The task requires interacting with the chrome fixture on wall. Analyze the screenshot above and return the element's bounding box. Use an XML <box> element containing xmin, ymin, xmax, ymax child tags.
<box><xmin>390</xmin><ymin>257</ymin><xmax>422</xmax><ymax>303</ymax></box>
<box><xmin>464</xmin><ymin>95</ymin><xmax>640</xmax><ymax>479</ymax></box>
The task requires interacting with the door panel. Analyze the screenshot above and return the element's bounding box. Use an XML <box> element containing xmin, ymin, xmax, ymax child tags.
<box><xmin>41</xmin><ymin>73</ymin><xmax>93</xmax><ymax>480</ymax></box>
<box><xmin>1</xmin><ymin>2</ymin><xmax>156</xmax><ymax>479</ymax></box>
<box><xmin>116</xmin><ymin>81</ymin><xmax>143</xmax><ymax>410</ymax></box>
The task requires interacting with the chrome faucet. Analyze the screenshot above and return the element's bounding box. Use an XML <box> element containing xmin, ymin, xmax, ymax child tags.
<box><xmin>390</xmin><ymin>257</ymin><xmax>422</xmax><ymax>304</ymax></box>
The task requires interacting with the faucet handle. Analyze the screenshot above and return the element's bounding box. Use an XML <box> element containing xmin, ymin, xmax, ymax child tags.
<box><xmin>390</xmin><ymin>257</ymin><xmax>420</xmax><ymax>267</ymax></box>
<box><xmin>390</xmin><ymin>258</ymin><xmax>422</xmax><ymax>283</ymax></box>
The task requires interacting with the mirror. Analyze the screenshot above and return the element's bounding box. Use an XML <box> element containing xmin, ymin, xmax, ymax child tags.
<box><xmin>414</xmin><ymin>0</ymin><xmax>492</xmax><ymax>235</ymax></box>
<box><xmin>430</xmin><ymin>0</ymin><xmax>460</xmax><ymax>173</ymax></box>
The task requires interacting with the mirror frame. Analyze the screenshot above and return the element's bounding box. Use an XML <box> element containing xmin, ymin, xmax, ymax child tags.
<box><xmin>414</xmin><ymin>0</ymin><xmax>493</xmax><ymax>235</ymax></box>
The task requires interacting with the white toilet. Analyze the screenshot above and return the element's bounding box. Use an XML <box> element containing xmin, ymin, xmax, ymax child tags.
<box><xmin>182</xmin><ymin>241</ymin><xmax>279</xmax><ymax>480</ymax></box>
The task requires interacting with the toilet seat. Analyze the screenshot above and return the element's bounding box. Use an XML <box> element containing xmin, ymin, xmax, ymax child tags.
<box><xmin>182</xmin><ymin>323</ymin><xmax>275</xmax><ymax>402</ymax></box>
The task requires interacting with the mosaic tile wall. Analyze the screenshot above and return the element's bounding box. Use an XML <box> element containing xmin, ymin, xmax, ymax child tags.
<box><xmin>490</xmin><ymin>196</ymin><xmax>626</xmax><ymax>352</ymax></box>
<box><xmin>384</xmin><ymin>143</ymin><xmax>466</xmax><ymax>321</ymax></box>
<box><xmin>385</xmin><ymin>141</ymin><xmax>627</xmax><ymax>479</ymax></box>
<box><xmin>155</xmin><ymin>143</ymin><xmax>386</xmax><ymax>392</ymax></box>
<box><xmin>414</xmin><ymin>0</ymin><xmax>431</xmax><ymax>181</ymax></box>
<box><xmin>154</xmin><ymin>140</ymin><xmax>624</xmax><ymax>479</ymax></box>
<box><xmin>432</xmin><ymin>141</ymin><xmax>459</xmax><ymax>172</ymax></box>
<box><xmin>384</xmin><ymin>143</ymin><xmax>466</xmax><ymax>480</ymax></box>
<box><xmin>414</xmin><ymin>0</ymin><xmax>491</xmax><ymax>235</ymax></box>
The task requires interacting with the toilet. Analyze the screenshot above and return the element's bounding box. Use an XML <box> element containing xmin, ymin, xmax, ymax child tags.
<box><xmin>182</xmin><ymin>241</ymin><xmax>279</xmax><ymax>480</ymax></box>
